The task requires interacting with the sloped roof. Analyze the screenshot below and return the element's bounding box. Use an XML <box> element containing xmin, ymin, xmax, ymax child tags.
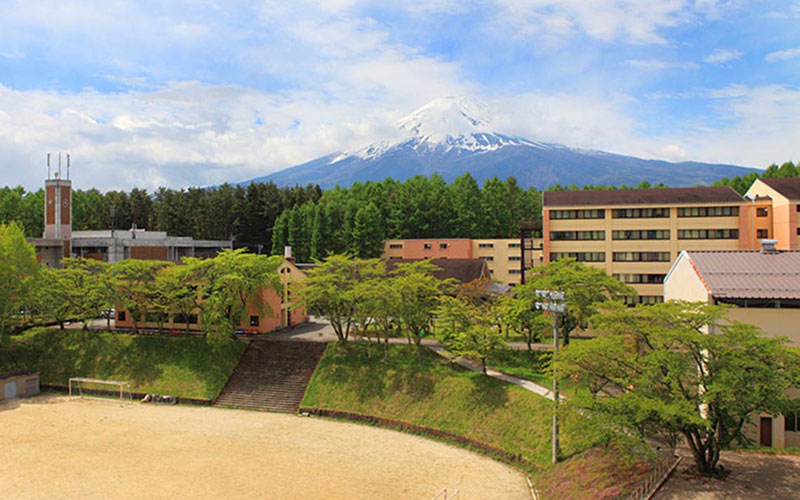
<box><xmin>684</xmin><ymin>250</ymin><xmax>800</xmax><ymax>299</ymax></box>
<box><xmin>543</xmin><ymin>186</ymin><xmax>744</xmax><ymax>207</ymax></box>
<box><xmin>759</xmin><ymin>177</ymin><xmax>800</xmax><ymax>201</ymax></box>
<box><xmin>385</xmin><ymin>258</ymin><xmax>489</xmax><ymax>284</ymax></box>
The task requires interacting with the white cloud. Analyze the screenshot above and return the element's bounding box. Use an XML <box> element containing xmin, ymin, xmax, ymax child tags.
<box><xmin>765</xmin><ymin>47</ymin><xmax>800</xmax><ymax>62</ymax></box>
<box><xmin>703</xmin><ymin>49</ymin><xmax>743</xmax><ymax>64</ymax></box>
<box><xmin>626</xmin><ymin>59</ymin><xmax>699</xmax><ymax>70</ymax></box>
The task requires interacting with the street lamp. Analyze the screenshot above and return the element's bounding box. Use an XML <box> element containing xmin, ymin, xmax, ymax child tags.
<box><xmin>535</xmin><ymin>289</ymin><xmax>566</xmax><ymax>464</ymax></box>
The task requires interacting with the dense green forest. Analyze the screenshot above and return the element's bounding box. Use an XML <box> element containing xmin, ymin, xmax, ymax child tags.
<box><xmin>0</xmin><ymin>173</ymin><xmax>539</xmax><ymax>259</ymax></box>
<box><xmin>1</xmin><ymin>161</ymin><xmax>794</xmax><ymax>260</ymax></box>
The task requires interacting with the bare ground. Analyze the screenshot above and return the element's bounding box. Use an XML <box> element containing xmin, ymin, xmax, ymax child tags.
<box><xmin>654</xmin><ymin>451</ymin><xmax>800</xmax><ymax>500</ymax></box>
<box><xmin>0</xmin><ymin>395</ymin><xmax>528</xmax><ymax>500</ymax></box>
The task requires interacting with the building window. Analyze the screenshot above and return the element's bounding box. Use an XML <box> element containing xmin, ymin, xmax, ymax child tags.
<box><xmin>250</xmin><ymin>316</ymin><xmax>259</xmax><ymax>327</ymax></box>
<box><xmin>678</xmin><ymin>229</ymin><xmax>739</xmax><ymax>240</ymax></box>
<box><xmin>612</xmin><ymin>230</ymin><xmax>669</xmax><ymax>240</ymax></box>
<box><xmin>613</xmin><ymin>274</ymin><xmax>666</xmax><ymax>284</ymax></box>
<box><xmin>613</xmin><ymin>252</ymin><xmax>670</xmax><ymax>262</ymax></box>
<box><xmin>786</xmin><ymin>413</ymin><xmax>799</xmax><ymax>432</ymax></box>
<box><xmin>797</xmin><ymin>228</ymin><xmax>800</xmax><ymax>236</ymax></box>
<box><xmin>757</xmin><ymin>229</ymin><xmax>769</xmax><ymax>239</ymax></box>
<box><xmin>509</xmin><ymin>269</ymin><xmax>522</xmax><ymax>274</ymax></box>
<box><xmin>423</xmin><ymin>243</ymin><xmax>432</xmax><ymax>250</ymax></box>
<box><xmin>389</xmin><ymin>243</ymin><xmax>403</xmax><ymax>249</ymax></box>
<box><xmin>508</xmin><ymin>243</ymin><xmax>521</xmax><ymax>248</ymax></box>
<box><xmin>612</xmin><ymin>208</ymin><xmax>669</xmax><ymax>219</ymax></box>
<box><xmin>550</xmin><ymin>252</ymin><xmax>605</xmax><ymax>262</ymax></box>
<box><xmin>439</xmin><ymin>243</ymin><xmax>448</xmax><ymax>249</ymax></box>
<box><xmin>549</xmin><ymin>209</ymin><xmax>605</xmax><ymax>220</ymax></box>
<box><xmin>550</xmin><ymin>231</ymin><xmax>605</xmax><ymax>241</ymax></box>
<box><xmin>757</xmin><ymin>207</ymin><xmax>769</xmax><ymax>217</ymax></box>
<box><xmin>625</xmin><ymin>295</ymin><xmax>664</xmax><ymax>306</ymax></box>
<box><xmin>117</xmin><ymin>310</ymin><xmax>126</xmax><ymax>322</ymax></box>
<box><xmin>173</xmin><ymin>313</ymin><xmax>198</xmax><ymax>324</ymax></box>
<box><xmin>509</xmin><ymin>256</ymin><xmax>521</xmax><ymax>261</ymax></box>
<box><xmin>481</xmin><ymin>256</ymin><xmax>494</xmax><ymax>261</ymax></box>
<box><xmin>677</xmin><ymin>206</ymin><xmax>739</xmax><ymax>217</ymax></box>
<box><xmin>478</xmin><ymin>243</ymin><xmax>494</xmax><ymax>248</ymax></box>
<box><xmin>389</xmin><ymin>256</ymin><xmax>401</xmax><ymax>259</ymax></box>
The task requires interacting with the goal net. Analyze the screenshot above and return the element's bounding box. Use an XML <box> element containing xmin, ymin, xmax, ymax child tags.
<box><xmin>68</xmin><ymin>377</ymin><xmax>133</xmax><ymax>403</ymax></box>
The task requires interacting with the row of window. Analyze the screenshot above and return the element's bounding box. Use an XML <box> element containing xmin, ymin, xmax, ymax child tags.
<box><xmin>677</xmin><ymin>229</ymin><xmax>738</xmax><ymax>240</ymax></box>
<box><xmin>393</xmin><ymin>242</ymin><xmax>523</xmax><ymax>249</ymax></box>
<box><xmin>550</xmin><ymin>252</ymin><xmax>605</xmax><ymax>262</ymax></box>
<box><xmin>549</xmin><ymin>209</ymin><xmax>605</xmax><ymax>220</ymax></box>
<box><xmin>551</xmin><ymin>231</ymin><xmax>605</xmax><ymax>241</ymax></box>
<box><xmin>613</xmin><ymin>230</ymin><xmax>670</xmax><ymax>240</ymax></box>
<box><xmin>119</xmin><ymin>311</ymin><xmax>199</xmax><ymax>325</ymax></box>
<box><xmin>613</xmin><ymin>273</ymin><xmax>666</xmax><ymax>284</ymax></box>
<box><xmin>550</xmin><ymin>251</ymin><xmax>673</xmax><ymax>262</ymax></box>
<box><xmin>677</xmin><ymin>206</ymin><xmax>739</xmax><ymax>217</ymax></box>
<box><xmin>625</xmin><ymin>295</ymin><xmax>664</xmax><ymax>305</ymax></box>
<box><xmin>549</xmin><ymin>205</ymin><xmax>742</xmax><ymax>219</ymax></box>
<box><xmin>613</xmin><ymin>208</ymin><xmax>669</xmax><ymax>219</ymax></box>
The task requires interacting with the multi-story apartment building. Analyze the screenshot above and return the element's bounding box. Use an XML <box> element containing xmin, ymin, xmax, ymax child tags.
<box><xmin>543</xmin><ymin>187</ymin><xmax>750</xmax><ymax>303</ymax></box>
<box><xmin>382</xmin><ymin>238</ymin><xmax>543</xmax><ymax>285</ymax></box>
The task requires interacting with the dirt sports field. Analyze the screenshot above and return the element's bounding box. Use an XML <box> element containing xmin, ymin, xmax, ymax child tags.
<box><xmin>0</xmin><ymin>396</ymin><xmax>529</xmax><ymax>499</ymax></box>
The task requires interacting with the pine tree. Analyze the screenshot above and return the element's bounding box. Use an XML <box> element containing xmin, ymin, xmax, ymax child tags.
<box><xmin>352</xmin><ymin>202</ymin><xmax>384</xmax><ymax>258</ymax></box>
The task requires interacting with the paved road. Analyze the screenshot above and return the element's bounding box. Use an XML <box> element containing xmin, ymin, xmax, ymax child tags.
<box><xmin>654</xmin><ymin>451</ymin><xmax>800</xmax><ymax>499</ymax></box>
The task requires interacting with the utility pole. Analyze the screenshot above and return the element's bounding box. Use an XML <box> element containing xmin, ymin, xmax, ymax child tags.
<box><xmin>535</xmin><ymin>289</ymin><xmax>566</xmax><ymax>464</ymax></box>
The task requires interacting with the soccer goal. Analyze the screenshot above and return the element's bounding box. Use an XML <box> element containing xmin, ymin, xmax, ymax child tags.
<box><xmin>68</xmin><ymin>377</ymin><xmax>133</xmax><ymax>403</ymax></box>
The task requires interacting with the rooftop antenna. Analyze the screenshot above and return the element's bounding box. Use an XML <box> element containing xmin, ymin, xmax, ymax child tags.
<box><xmin>47</xmin><ymin>153</ymin><xmax>51</xmax><ymax>179</ymax></box>
<box><xmin>56</xmin><ymin>152</ymin><xmax>61</xmax><ymax>179</ymax></box>
<box><xmin>66</xmin><ymin>154</ymin><xmax>70</xmax><ymax>180</ymax></box>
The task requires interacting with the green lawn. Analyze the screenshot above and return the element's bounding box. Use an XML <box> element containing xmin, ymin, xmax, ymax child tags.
<box><xmin>302</xmin><ymin>343</ymin><xmax>611</xmax><ymax>470</ymax></box>
<box><xmin>1</xmin><ymin>328</ymin><xmax>248</xmax><ymax>400</ymax></box>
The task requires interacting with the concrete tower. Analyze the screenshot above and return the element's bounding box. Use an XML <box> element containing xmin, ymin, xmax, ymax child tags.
<box><xmin>44</xmin><ymin>153</ymin><xmax>72</xmax><ymax>258</ymax></box>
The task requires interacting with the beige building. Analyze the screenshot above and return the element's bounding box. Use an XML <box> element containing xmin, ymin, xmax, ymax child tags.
<box><xmin>382</xmin><ymin>238</ymin><xmax>542</xmax><ymax>285</ymax></box>
<box><xmin>664</xmin><ymin>246</ymin><xmax>800</xmax><ymax>449</ymax></box>
<box><xmin>745</xmin><ymin>177</ymin><xmax>800</xmax><ymax>250</ymax></box>
<box><xmin>543</xmin><ymin>187</ymin><xmax>749</xmax><ymax>304</ymax></box>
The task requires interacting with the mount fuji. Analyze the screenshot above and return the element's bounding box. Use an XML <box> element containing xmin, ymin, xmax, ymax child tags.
<box><xmin>241</xmin><ymin>96</ymin><xmax>757</xmax><ymax>189</ymax></box>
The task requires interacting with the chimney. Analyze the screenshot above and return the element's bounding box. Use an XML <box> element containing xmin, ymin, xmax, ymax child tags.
<box><xmin>760</xmin><ymin>239</ymin><xmax>778</xmax><ymax>254</ymax></box>
<box><xmin>131</xmin><ymin>223</ymin><xmax>137</xmax><ymax>239</ymax></box>
<box><xmin>284</xmin><ymin>246</ymin><xmax>294</xmax><ymax>261</ymax></box>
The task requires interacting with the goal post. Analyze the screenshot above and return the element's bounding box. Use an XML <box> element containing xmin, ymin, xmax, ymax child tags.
<box><xmin>68</xmin><ymin>377</ymin><xmax>133</xmax><ymax>403</ymax></box>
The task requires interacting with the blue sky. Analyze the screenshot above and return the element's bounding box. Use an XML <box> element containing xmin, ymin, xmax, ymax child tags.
<box><xmin>0</xmin><ymin>0</ymin><xmax>798</xmax><ymax>191</ymax></box>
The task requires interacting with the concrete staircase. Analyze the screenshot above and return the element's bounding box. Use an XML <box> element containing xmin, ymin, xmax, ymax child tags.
<box><xmin>214</xmin><ymin>340</ymin><xmax>327</xmax><ymax>412</ymax></box>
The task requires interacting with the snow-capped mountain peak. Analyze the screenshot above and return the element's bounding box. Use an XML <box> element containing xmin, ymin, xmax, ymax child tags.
<box><xmin>397</xmin><ymin>95</ymin><xmax>492</xmax><ymax>139</ymax></box>
<box><xmin>340</xmin><ymin>96</ymin><xmax>528</xmax><ymax>162</ymax></box>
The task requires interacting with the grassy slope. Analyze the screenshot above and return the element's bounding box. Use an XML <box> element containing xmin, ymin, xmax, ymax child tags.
<box><xmin>302</xmin><ymin>343</ymin><xmax>606</xmax><ymax>470</ymax></box>
<box><xmin>2</xmin><ymin>328</ymin><xmax>248</xmax><ymax>399</ymax></box>
<box><xmin>534</xmin><ymin>445</ymin><xmax>654</xmax><ymax>500</ymax></box>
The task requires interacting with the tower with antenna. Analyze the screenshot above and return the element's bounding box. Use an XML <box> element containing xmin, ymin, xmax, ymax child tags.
<box><xmin>44</xmin><ymin>153</ymin><xmax>72</xmax><ymax>257</ymax></box>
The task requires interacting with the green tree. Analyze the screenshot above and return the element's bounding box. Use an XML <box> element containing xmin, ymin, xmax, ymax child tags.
<box><xmin>188</xmin><ymin>249</ymin><xmax>282</xmax><ymax>340</ymax></box>
<box><xmin>435</xmin><ymin>294</ymin><xmax>506</xmax><ymax>374</ymax></box>
<box><xmin>524</xmin><ymin>258</ymin><xmax>635</xmax><ymax>345</ymax></box>
<box><xmin>557</xmin><ymin>301</ymin><xmax>800</xmax><ymax>475</ymax></box>
<box><xmin>156</xmin><ymin>264</ymin><xmax>200</xmax><ymax>333</ymax></box>
<box><xmin>352</xmin><ymin>202</ymin><xmax>384</xmax><ymax>258</ymax></box>
<box><xmin>110</xmin><ymin>259</ymin><xmax>174</xmax><ymax>333</ymax></box>
<box><xmin>309</xmin><ymin>204</ymin><xmax>328</xmax><ymax>260</ymax></box>
<box><xmin>271</xmin><ymin>210</ymin><xmax>289</xmax><ymax>256</ymax></box>
<box><xmin>449</xmin><ymin>173</ymin><xmax>484</xmax><ymax>237</ymax></box>
<box><xmin>294</xmin><ymin>255</ymin><xmax>382</xmax><ymax>343</ymax></box>
<box><xmin>0</xmin><ymin>222</ymin><xmax>38</xmax><ymax>341</ymax></box>
<box><xmin>391</xmin><ymin>260</ymin><xmax>455</xmax><ymax>361</ymax></box>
